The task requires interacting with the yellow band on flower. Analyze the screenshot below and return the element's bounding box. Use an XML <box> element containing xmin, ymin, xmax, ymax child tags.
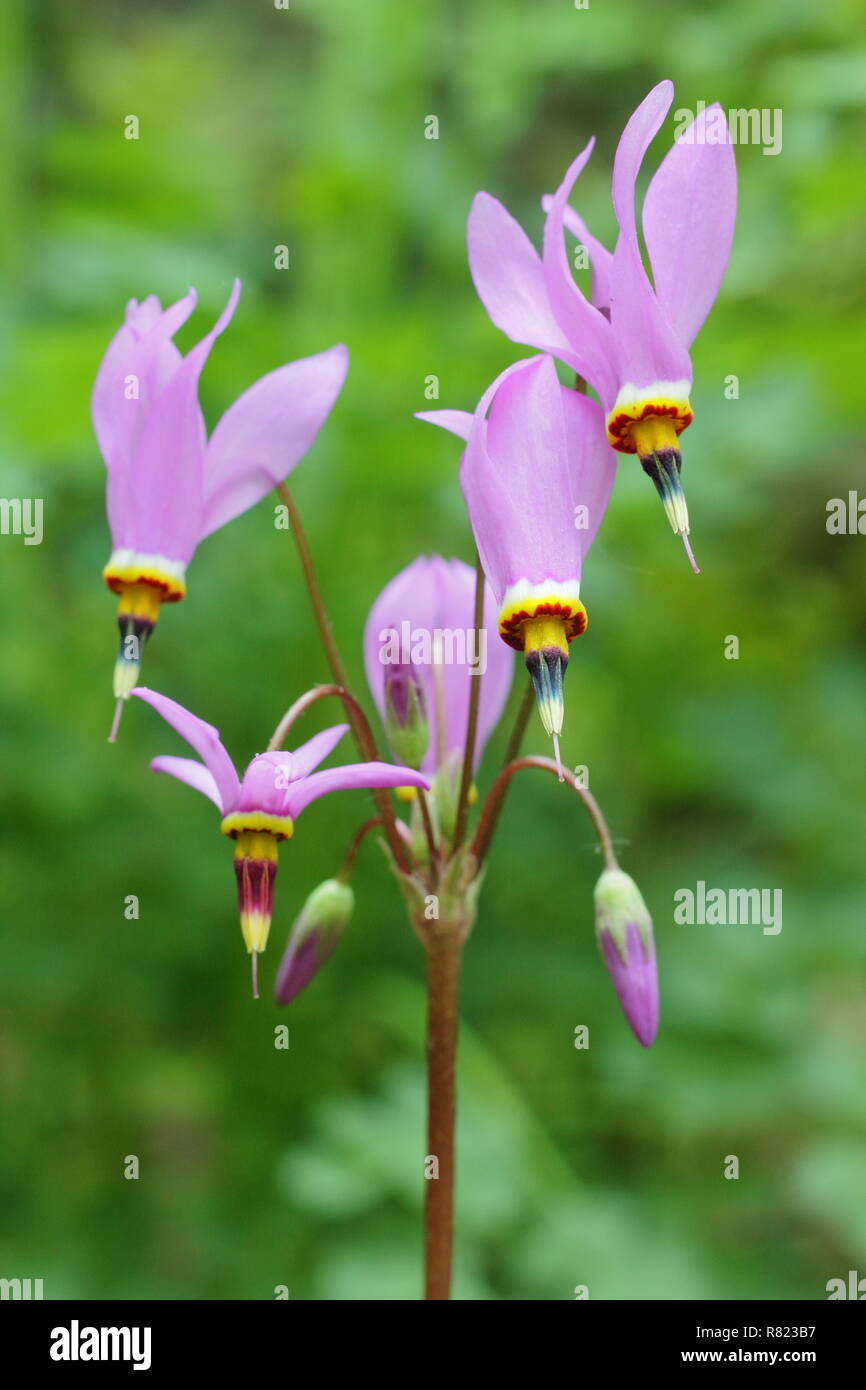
<box><xmin>103</xmin><ymin>552</ymin><xmax>187</xmax><ymax>603</ymax></box>
<box><xmin>498</xmin><ymin>588</ymin><xmax>587</xmax><ymax>652</ymax></box>
<box><xmin>221</xmin><ymin>813</ymin><xmax>295</xmax><ymax>843</ymax></box>
<box><xmin>606</xmin><ymin>396</ymin><xmax>693</xmax><ymax>453</ymax></box>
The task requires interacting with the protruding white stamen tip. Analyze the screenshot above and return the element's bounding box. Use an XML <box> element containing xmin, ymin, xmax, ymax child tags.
<box><xmin>680</xmin><ymin>531</ymin><xmax>700</xmax><ymax>575</ymax></box>
<box><xmin>108</xmin><ymin>698</ymin><xmax>125</xmax><ymax>744</ymax></box>
<box><xmin>552</xmin><ymin>732</ymin><xmax>564</xmax><ymax>783</ymax></box>
<box><xmin>251</xmin><ymin>951</ymin><xmax>260</xmax><ymax>1000</ymax></box>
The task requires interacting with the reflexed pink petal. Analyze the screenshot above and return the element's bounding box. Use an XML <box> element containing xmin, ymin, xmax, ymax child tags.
<box><xmin>470</xmin><ymin>356</ymin><xmax>582</xmax><ymax>594</ymax></box>
<box><xmin>100</xmin><ymin>294</ymin><xmax>201</xmax><ymax>552</ymax></box>
<box><xmin>414</xmin><ymin>409</ymin><xmax>474</xmax><ymax>442</ymax></box>
<box><xmin>611</xmin><ymin>81</ymin><xmax>674</xmax><ymax>243</ymax></box>
<box><xmin>468</xmin><ymin>192</ymin><xmax>578</xmax><ymax>364</ymax></box>
<box><xmin>119</xmin><ymin>280</ymin><xmax>241</xmax><ymax>564</ymax></box>
<box><xmin>200</xmin><ymin>343</ymin><xmax>349</xmax><ymax>540</ymax></box>
<box><xmin>459</xmin><ymin>428</ymin><xmax>512</xmax><ymax>604</ymax></box>
<box><xmin>132</xmin><ymin>686</ymin><xmax>240</xmax><ymax>813</ymax></box>
<box><xmin>609</xmin><ymin>83</ymin><xmax>692</xmax><ymax>394</ymax></box>
<box><xmin>559</xmin><ymin>388</ymin><xmax>617</xmax><ymax>556</ymax></box>
<box><xmin>609</xmin><ymin>239</ymin><xmax>693</xmax><ymax>400</ymax></box>
<box><xmin>150</xmin><ymin>755</ymin><xmax>223</xmax><ymax>810</ymax></box>
<box><xmin>424</xmin><ymin>355</ymin><xmax>543</xmax><ymax>596</ymax></box>
<box><xmin>541</xmin><ymin>140</ymin><xmax>617</xmax><ymax>404</ymax></box>
<box><xmin>283</xmin><ymin>762</ymin><xmax>429</xmax><ymax>820</ymax></box>
<box><xmin>287</xmin><ymin>723</ymin><xmax>350</xmax><ymax>778</ymax></box>
<box><xmin>93</xmin><ymin>289</ymin><xmax>197</xmax><ymax>471</ymax></box>
<box><xmin>541</xmin><ymin>196</ymin><xmax>613</xmax><ymax>310</ymax></box>
<box><xmin>450</xmin><ymin>357</ymin><xmax>552</xmax><ymax>601</ymax></box>
<box><xmin>643</xmin><ymin>103</ymin><xmax>737</xmax><ymax>348</ymax></box>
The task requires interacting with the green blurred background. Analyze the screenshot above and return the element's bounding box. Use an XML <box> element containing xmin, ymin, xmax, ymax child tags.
<box><xmin>2</xmin><ymin>0</ymin><xmax>866</xmax><ymax>1300</ymax></box>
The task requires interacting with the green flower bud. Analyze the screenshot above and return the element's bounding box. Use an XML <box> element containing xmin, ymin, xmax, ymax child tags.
<box><xmin>593</xmin><ymin>868</ymin><xmax>658</xmax><ymax>1048</ymax></box>
<box><xmin>594</xmin><ymin>868</ymin><xmax>653</xmax><ymax>959</ymax></box>
<box><xmin>274</xmin><ymin>878</ymin><xmax>354</xmax><ymax>1004</ymax></box>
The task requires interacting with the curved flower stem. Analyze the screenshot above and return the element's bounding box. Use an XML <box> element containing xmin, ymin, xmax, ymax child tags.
<box><xmin>471</xmin><ymin>755</ymin><xmax>618</xmax><ymax>870</ymax></box>
<box><xmin>267</xmin><ymin>682</ymin><xmax>412</xmax><ymax>873</ymax></box>
<box><xmin>276</xmin><ymin>482</ymin><xmax>354</xmax><ymax>695</ymax></box>
<box><xmin>267</xmin><ymin>682</ymin><xmax>365</xmax><ymax>753</ymax></box>
<box><xmin>337</xmin><ymin>815</ymin><xmax>383</xmax><ymax>881</ymax></box>
<box><xmin>451</xmin><ymin>552</ymin><xmax>485</xmax><ymax>852</ymax></box>
<box><xmin>423</xmin><ymin>927</ymin><xmax>462</xmax><ymax>1300</ymax></box>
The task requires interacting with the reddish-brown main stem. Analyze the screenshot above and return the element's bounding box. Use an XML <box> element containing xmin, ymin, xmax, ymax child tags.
<box><xmin>423</xmin><ymin>929</ymin><xmax>462</xmax><ymax>1300</ymax></box>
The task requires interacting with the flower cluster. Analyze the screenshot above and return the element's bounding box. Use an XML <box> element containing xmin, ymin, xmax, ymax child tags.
<box><xmin>93</xmin><ymin>81</ymin><xmax>735</xmax><ymax>1059</ymax></box>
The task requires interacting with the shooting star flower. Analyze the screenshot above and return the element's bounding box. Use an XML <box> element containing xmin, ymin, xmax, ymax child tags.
<box><xmin>418</xmin><ymin>356</ymin><xmax>615</xmax><ymax>774</ymax></box>
<box><xmin>364</xmin><ymin>556</ymin><xmax>513</xmax><ymax>836</ymax></box>
<box><xmin>468</xmin><ymin>80</ymin><xmax>736</xmax><ymax>568</ymax></box>
<box><xmin>132</xmin><ymin>687</ymin><xmax>428</xmax><ymax>995</ymax></box>
<box><xmin>92</xmin><ymin>281</ymin><xmax>348</xmax><ymax>739</ymax></box>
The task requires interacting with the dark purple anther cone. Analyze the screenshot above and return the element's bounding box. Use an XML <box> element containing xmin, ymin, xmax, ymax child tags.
<box><xmin>384</xmin><ymin>661</ymin><xmax>426</xmax><ymax>728</ymax></box>
<box><xmin>599</xmin><ymin>921</ymin><xmax>660</xmax><ymax>1047</ymax></box>
<box><xmin>383</xmin><ymin>658</ymin><xmax>429</xmax><ymax>768</ymax></box>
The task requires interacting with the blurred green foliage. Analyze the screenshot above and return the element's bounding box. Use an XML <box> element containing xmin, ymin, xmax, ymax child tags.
<box><xmin>1</xmin><ymin>0</ymin><xmax>866</xmax><ymax>1300</ymax></box>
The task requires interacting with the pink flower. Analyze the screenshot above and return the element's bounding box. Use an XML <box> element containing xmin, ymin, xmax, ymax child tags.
<box><xmin>468</xmin><ymin>81</ymin><xmax>736</xmax><ymax>568</ymax></box>
<box><xmin>419</xmin><ymin>356</ymin><xmax>615</xmax><ymax>764</ymax></box>
<box><xmin>93</xmin><ymin>282</ymin><xmax>348</xmax><ymax>732</ymax></box>
<box><xmin>132</xmin><ymin>687</ymin><xmax>428</xmax><ymax>993</ymax></box>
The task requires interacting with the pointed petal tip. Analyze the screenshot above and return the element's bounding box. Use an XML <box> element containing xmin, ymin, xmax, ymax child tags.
<box><xmin>469</xmin><ymin>189</ymin><xmax>496</xmax><ymax>213</ymax></box>
<box><xmin>172</xmin><ymin>286</ymin><xmax>197</xmax><ymax>315</ymax></box>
